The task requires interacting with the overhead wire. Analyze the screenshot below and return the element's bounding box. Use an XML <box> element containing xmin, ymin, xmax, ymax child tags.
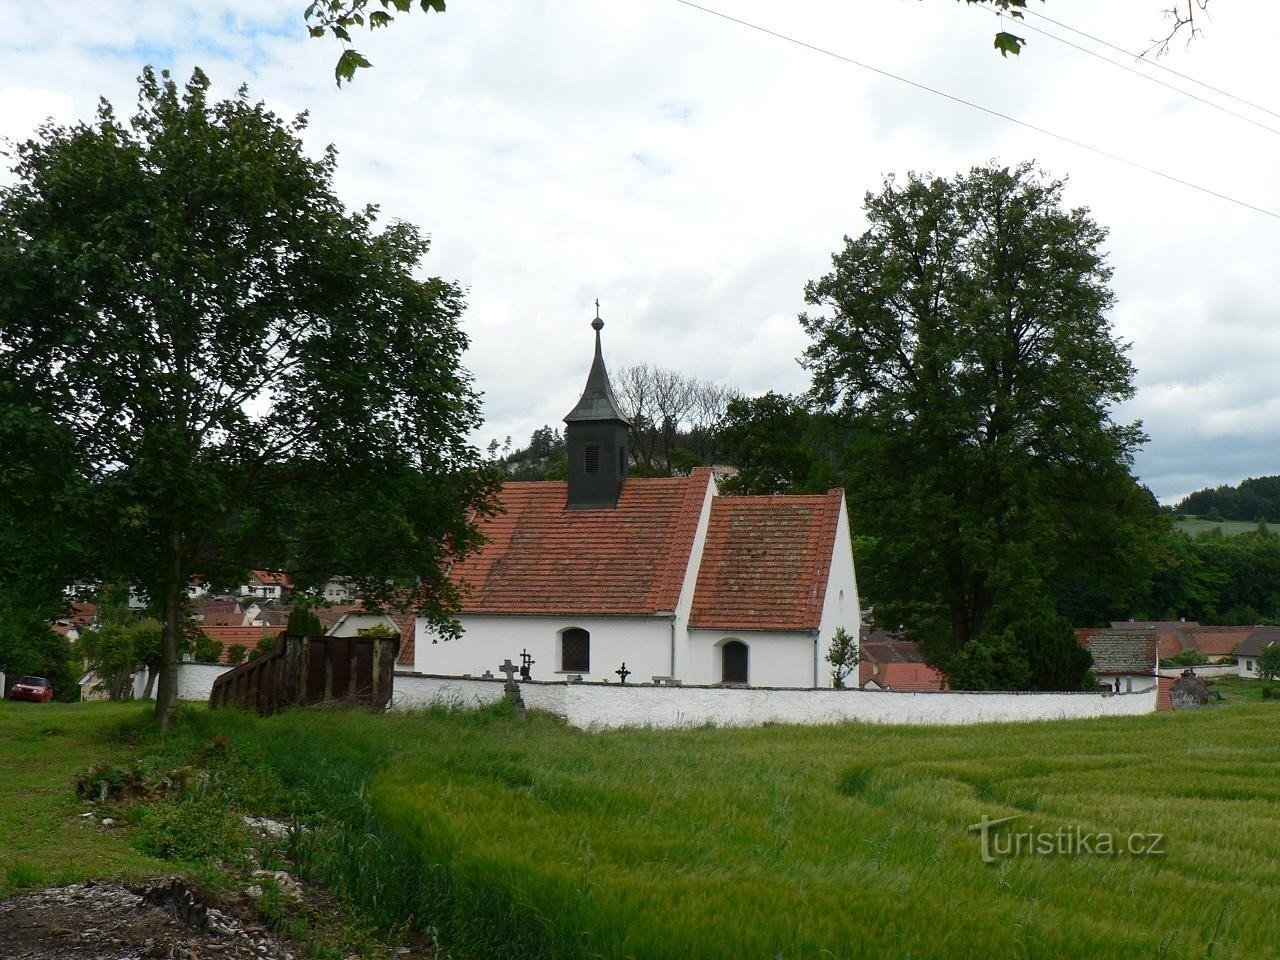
<box><xmin>982</xmin><ymin>4</ymin><xmax>1280</xmax><ymax>139</ymax></box>
<box><xmin>1021</xmin><ymin>7</ymin><xmax>1280</xmax><ymax>124</ymax></box>
<box><xmin>669</xmin><ymin>0</ymin><xmax>1280</xmax><ymax>222</ymax></box>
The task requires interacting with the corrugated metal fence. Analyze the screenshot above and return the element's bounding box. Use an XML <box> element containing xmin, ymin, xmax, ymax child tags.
<box><xmin>209</xmin><ymin>633</ymin><xmax>398</xmax><ymax>715</ymax></box>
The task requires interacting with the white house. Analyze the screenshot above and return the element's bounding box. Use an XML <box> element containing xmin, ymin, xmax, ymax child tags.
<box><xmin>239</xmin><ymin>570</ymin><xmax>292</xmax><ymax>601</ymax></box>
<box><xmin>1235</xmin><ymin>626</ymin><xmax>1280</xmax><ymax>678</ymax></box>
<box><xmin>1080</xmin><ymin>630</ymin><xmax>1158</xmax><ymax>693</ymax></box>
<box><xmin>322</xmin><ymin>577</ymin><xmax>357</xmax><ymax>604</ymax></box>
<box><xmin>410</xmin><ymin>316</ymin><xmax>861</xmax><ymax>688</ymax></box>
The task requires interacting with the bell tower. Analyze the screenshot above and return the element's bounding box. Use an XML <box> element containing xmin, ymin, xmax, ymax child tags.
<box><xmin>563</xmin><ymin>303</ymin><xmax>630</xmax><ymax>509</ymax></box>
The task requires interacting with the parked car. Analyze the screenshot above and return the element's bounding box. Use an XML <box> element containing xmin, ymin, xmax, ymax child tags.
<box><xmin>8</xmin><ymin>676</ymin><xmax>53</xmax><ymax>703</ymax></box>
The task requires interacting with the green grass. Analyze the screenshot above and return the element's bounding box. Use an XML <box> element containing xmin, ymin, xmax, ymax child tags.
<box><xmin>1173</xmin><ymin>515</ymin><xmax>1273</xmax><ymax>537</ymax></box>
<box><xmin>137</xmin><ymin>698</ymin><xmax>1280</xmax><ymax>960</ymax></box>
<box><xmin>8</xmin><ymin>697</ymin><xmax>1280</xmax><ymax>959</ymax></box>
<box><xmin>0</xmin><ymin>701</ymin><xmax>166</xmax><ymax>895</ymax></box>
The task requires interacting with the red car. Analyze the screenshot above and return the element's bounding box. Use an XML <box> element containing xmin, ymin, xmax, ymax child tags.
<box><xmin>8</xmin><ymin>676</ymin><xmax>54</xmax><ymax>703</ymax></box>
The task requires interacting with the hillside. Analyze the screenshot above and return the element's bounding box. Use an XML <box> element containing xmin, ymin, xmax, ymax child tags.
<box><xmin>7</xmin><ymin>696</ymin><xmax>1277</xmax><ymax>960</ymax></box>
<box><xmin>1176</xmin><ymin>474</ymin><xmax>1280</xmax><ymax>523</ymax></box>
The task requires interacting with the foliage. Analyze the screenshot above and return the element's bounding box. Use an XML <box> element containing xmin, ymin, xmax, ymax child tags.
<box><xmin>357</xmin><ymin>622</ymin><xmax>397</xmax><ymax>637</ymax></box>
<box><xmin>1176</xmin><ymin>475</ymin><xmax>1280</xmax><ymax>523</ymax></box>
<box><xmin>824</xmin><ymin>627</ymin><xmax>860</xmax><ymax>688</ymax></box>
<box><xmin>493</xmin><ymin>425</ymin><xmax>567</xmax><ymax>481</ymax></box>
<box><xmin>716</xmin><ymin>392</ymin><xmax>846</xmax><ymax>495</ymax></box>
<box><xmin>1017</xmin><ymin>612</ymin><xmax>1095</xmax><ymax>691</ymax></box>
<box><xmin>286</xmin><ymin>604</ymin><xmax>325</xmax><ymax>637</ymax></box>
<box><xmin>941</xmin><ymin>628</ymin><xmax>1033</xmax><ymax>691</ymax></box>
<box><xmin>305</xmin><ymin>0</ymin><xmax>447</xmax><ymax>85</ymax></box>
<box><xmin>1257</xmin><ymin>644</ymin><xmax>1280</xmax><ymax>681</ymax></box>
<box><xmin>0</xmin><ymin>617</ymin><xmax>80</xmax><ymax>702</ymax></box>
<box><xmin>1160</xmin><ymin>648</ymin><xmax>1210</xmax><ymax>669</ymax></box>
<box><xmin>801</xmin><ymin>163</ymin><xmax>1155</xmax><ymax>667</ymax></box>
<box><xmin>1129</xmin><ymin>526</ymin><xmax>1280</xmax><ymax>625</ymax></box>
<box><xmin>226</xmin><ymin>644</ymin><xmax>249</xmax><ymax>665</ymax></box>
<box><xmin>79</xmin><ymin>613</ymin><xmax>165</xmax><ymax>698</ymax></box>
<box><xmin>190</xmin><ymin>631</ymin><xmax>224</xmax><ymax>663</ymax></box>
<box><xmin>0</xmin><ymin>67</ymin><xmax>496</xmax><ymax>730</ymax></box>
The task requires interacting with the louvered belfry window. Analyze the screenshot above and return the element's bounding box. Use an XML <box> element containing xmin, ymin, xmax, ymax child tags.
<box><xmin>584</xmin><ymin>444</ymin><xmax>601</xmax><ymax>474</ymax></box>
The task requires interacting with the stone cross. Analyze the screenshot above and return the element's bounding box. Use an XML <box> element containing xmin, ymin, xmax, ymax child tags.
<box><xmin>616</xmin><ymin>662</ymin><xmax>631</xmax><ymax>685</ymax></box>
<box><xmin>497</xmin><ymin>659</ymin><xmax>518</xmax><ymax>682</ymax></box>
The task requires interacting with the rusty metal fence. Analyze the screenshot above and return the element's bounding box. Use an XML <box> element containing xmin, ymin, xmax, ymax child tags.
<box><xmin>209</xmin><ymin>632</ymin><xmax>398</xmax><ymax>716</ymax></box>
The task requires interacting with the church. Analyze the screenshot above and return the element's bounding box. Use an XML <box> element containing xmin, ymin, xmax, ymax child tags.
<box><xmin>409</xmin><ymin>313</ymin><xmax>861</xmax><ymax>687</ymax></box>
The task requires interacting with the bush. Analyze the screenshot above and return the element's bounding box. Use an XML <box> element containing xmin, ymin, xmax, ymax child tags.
<box><xmin>132</xmin><ymin>793</ymin><xmax>249</xmax><ymax>864</ymax></box>
<box><xmin>1160</xmin><ymin>649</ymin><xmax>1210</xmax><ymax>668</ymax></box>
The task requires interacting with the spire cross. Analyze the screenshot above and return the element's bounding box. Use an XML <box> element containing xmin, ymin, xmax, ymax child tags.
<box><xmin>592</xmin><ymin>299</ymin><xmax>603</xmax><ymax>332</ymax></box>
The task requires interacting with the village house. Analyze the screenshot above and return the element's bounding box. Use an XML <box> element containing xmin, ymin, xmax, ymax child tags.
<box><xmin>240</xmin><ymin>570</ymin><xmax>293</xmax><ymax>602</ymax></box>
<box><xmin>1079</xmin><ymin>630</ymin><xmax>1159</xmax><ymax>693</ymax></box>
<box><xmin>409</xmin><ymin>315</ymin><xmax>861</xmax><ymax>687</ymax></box>
<box><xmin>1234</xmin><ymin>626</ymin><xmax>1280</xmax><ymax>678</ymax></box>
<box><xmin>858</xmin><ymin>631</ymin><xmax>946</xmax><ymax>691</ymax></box>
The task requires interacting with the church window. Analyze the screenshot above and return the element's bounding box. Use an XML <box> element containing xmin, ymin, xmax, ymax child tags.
<box><xmin>721</xmin><ymin>639</ymin><xmax>748</xmax><ymax>684</ymax></box>
<box><xmin>562</xmin><ymin>628</ymin><xmax>590</xmax><ymax>672</ymax></box>
<box><xmin>585</xmin><ymin>444</ymin><xmax>601</xmax><ymax>474</ymax></box>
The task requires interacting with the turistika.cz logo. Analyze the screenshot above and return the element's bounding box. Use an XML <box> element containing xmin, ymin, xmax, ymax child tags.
<box><xmin>967</xmin><ymin>814</ymin><xmax>1165</xmax><ymax>864</ymax></box>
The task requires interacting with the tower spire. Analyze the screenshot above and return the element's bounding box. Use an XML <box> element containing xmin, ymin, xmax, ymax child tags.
<box><xmin>563</xmin><ymin>303</ymin><xmax>630</xmax><ymax>509</ymax></box>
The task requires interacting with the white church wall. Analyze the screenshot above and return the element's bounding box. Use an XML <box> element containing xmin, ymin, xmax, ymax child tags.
<box><xmin>686</xmin><ymin>629</ymin><xmax>818</xmax><ymax>687</ymax></box>
<box><xmin>558</xmin><ymin>684</ymin><xmax>1157</xmax><ymax>730</ymax></box>
<box><xmin>1095</xmin><ymin>673</ymin><xmax>1159</xmax><ymax>693</ymax></box>
<box><xmin>413</xmin><ymin>614</ymin><xmax>674</xmax><ymax>684</ymax></box>
<box><xmin>815</xmin><ymin>497</ymin><xmax>861</xmax><ymax>687</ymax></box>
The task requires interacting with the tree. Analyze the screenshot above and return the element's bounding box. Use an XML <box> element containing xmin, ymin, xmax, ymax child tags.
<box><xmin>825</xmin><ymin>627</ymin><xmax>861</xmax><ymax>688</ymax></box>
<box><xmin>0</xmin><ymin>68</ymin><xmax>497</xmax><ymax>731</ymax></box>
<box><xmin>286</xmin><ymin>604</ymin><xmax>325</xmax><ymax>637</ymax></box>
<box><xmin>1257</xmin><ymin>644</ymin><xmax>1280</xmax><ymax>681</ymax></box>
<box><xmin>717</xmin><ymin>393</ymin><xmax>844</xmax><ymax>495</ymax></box>
<box><xmin>801</xmin><ymin>163</ymin><xmax>1154</xmax><ymax>679</ymax></box>
<box><xmin>190</xmin><ymin>630</ymin><xmax>224</xmax><ymax>664</ymax></box>
<box><xmin>613</xmin><ymin>364</ymin><xmax>735</xmax><ymax>475</ymax></box>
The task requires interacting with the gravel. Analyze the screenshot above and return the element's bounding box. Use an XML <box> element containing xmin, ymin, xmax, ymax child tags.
<box><xmin>0</xmin><ymin>877</ymin><xmax>297</xmax><ymax>960</ymax></box>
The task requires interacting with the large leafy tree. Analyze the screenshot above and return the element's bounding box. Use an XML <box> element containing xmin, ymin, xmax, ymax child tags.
<box><xmin>0</xmin><ymin>68</ymin><xmax>496</xmax><ymax>730</ymax></box>
<box><xmin>801</xmin><ymin>163</ymin><xmax>1158</xmax><ymax>680</ymax></box>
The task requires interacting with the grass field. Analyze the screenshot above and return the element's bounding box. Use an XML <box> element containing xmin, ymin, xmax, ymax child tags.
<box><xmin>0</xmin><ymin>701</ymin><xmax>164</xmax><ymax>896</ymax></box>
<box><xmin>1173</xmin><ymin>515</ymin><xmax>1273</xmax><ymax>537</ymax></box>
<box><xmin>5</xmin><ymin>697</ymin><xmax>1280</xmax><ymax>959</ymax></box>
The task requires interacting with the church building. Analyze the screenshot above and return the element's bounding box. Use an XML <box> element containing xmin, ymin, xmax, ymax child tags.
<box><xmin>409</xmin><ymin>312</ymin><xmax>861</xmax><ymax>687</ymax></box>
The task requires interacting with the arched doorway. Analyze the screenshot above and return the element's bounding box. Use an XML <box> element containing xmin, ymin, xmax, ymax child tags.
<box><xmin>721</xmin><ymin>639</ymin><xmax>749</xmax><ymax>685</ymax></box>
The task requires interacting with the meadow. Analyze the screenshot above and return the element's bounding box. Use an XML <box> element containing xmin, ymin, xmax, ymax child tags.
<box><xmin>4</xmin><ymin>695</ymin><xmax>1280</xmax><ymax>959</ymax></box>
<box><xmin>1173</xmin><ymin>515</ymin><xmax>1273</xmax><ymax>537</ymax></box>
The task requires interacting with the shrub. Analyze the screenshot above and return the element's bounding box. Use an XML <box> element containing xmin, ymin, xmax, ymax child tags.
<box><xmin>132</xmin><ymin>793</ymin><xmax>249</xmax><ymax>864</ymax></box>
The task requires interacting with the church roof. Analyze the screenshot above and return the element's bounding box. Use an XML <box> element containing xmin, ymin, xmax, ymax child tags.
<box><xmin>452</xmin><ymin>469</ymin><xmax>713</xmax><ymax>616</ymax></box>
<box><xmin>689</xmin><ymin>490</ymin><xmax>843</xmax><ymax>632</ymax></box>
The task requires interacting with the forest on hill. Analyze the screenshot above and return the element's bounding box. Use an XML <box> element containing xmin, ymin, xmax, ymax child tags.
<box><xmin>1176</xmin><ymin>476</ymin><xmax>1280</xmax><ymax>522</ymax></box>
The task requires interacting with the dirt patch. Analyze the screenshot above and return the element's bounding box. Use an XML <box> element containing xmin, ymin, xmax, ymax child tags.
<box><xmin>0</xmin><ymin>877</ymin><xmax>296</xmax><ymax>959</ymax></box>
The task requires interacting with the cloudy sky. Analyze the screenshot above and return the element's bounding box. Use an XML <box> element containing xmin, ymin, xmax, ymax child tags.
<box><xmin>3</xmin><ymin>1</ymin><xmax>1277</xmax><ymax>503</ymax></box>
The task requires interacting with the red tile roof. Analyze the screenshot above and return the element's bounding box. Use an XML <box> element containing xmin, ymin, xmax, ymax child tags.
<box><xmin>1183</xmin><ymin>627</ymin><xmax>1251</xmax><ymax>657</ymax></box>
<box><xmin>199</xmin><ymin>625</ymin><xmax>275</xmax><ymax>663</ymax></box>
<box><xmin>861</xmin><ymin>661</ymin><xmax>947</xmax><ymax>691</ymax></box>
<box><xmin>451</xmin><ymin>469</ymin><xmax>713</xmax><ymax>616</ymax></box>
<box><xmin>688</xmin><ymin>490</ymin><xmax>843</xmax><ymax>631</ymax></box>
<box><xmin>391</xmin><ymin>612</ymin><xmax>415</xmax><ymax>666</ymax></box>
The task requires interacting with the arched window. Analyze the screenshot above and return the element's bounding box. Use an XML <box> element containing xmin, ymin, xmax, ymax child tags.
<box><xmin>561</xmin><ymin>628</ymin><xmax>590</xmax><ymax>672</ymax></box>
<box><xmin>721</xmin><ymin>639</ymin><xmax>749</xmax><ymax>685</ymax></box>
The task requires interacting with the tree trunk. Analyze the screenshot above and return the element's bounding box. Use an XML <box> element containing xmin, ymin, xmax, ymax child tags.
<box><xmin>154</xmin><ymin>530</ymin><xmax>185</xmax><ymax>733</ymax></box>
<box><xmin>143</xmin><ymin>666</ymin><xmax>157</xmax><ymax>700</ymax></box>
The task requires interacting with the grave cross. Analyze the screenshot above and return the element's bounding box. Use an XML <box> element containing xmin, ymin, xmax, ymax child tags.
<box><xmin>520</xmin><ymin>648</ymin><xmax>536</xmax><ymax>681</ymax></box>
<box><xmin>497</xmin><ymin>659</ymin><xmax>519</xmax><ymax>682</ymax></box>
<box><xmin>616</xmin><ymin>662</ymin><xmax>632</xmax><ymax>685</ymax></box>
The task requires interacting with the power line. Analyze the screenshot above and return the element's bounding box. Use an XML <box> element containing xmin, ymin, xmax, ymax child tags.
<box><xmin>1022</xmin><ymin>7</ymin><xmax>1280</xmax><ymax>125</ymax></box>
<box><xmin>670</xmin><ymin>0</ymin><xmax>1280</xmax><ymax>222</ymax></box>
<box><xmin>984</xmin><ymin>4</ymin><xmax>1280</xmax><ymax>139</ymax></box>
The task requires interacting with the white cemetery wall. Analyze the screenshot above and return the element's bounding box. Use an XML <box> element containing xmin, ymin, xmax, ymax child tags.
<box><xmin>560</xmin><ymin>684</ymin><xmax>1157</xmax><ymax>730</ymax></box>
<box><xmin>175</xmin><ymin>662</ymin><xmax>235</xmax><ymax>701</ymax></box>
